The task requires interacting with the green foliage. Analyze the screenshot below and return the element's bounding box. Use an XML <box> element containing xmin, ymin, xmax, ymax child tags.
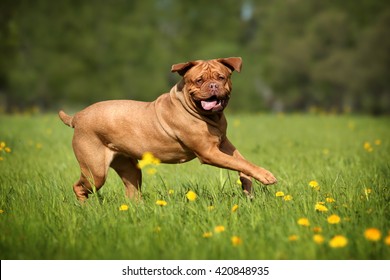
<box><xmin>0</xmin><ymin>0</ymin><xmax>389</xmax><ymax>113</ymax></box>
<box><xmin>0</xmin><ymin>113</ymin><xmax>389</xmax><ymax>259</ymax></box>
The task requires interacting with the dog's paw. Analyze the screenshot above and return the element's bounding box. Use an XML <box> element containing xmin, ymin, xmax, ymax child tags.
<box><xmin>257</xmin><ymin>169</ymin><xmax>277</xmax><ymax>185</ymax></box>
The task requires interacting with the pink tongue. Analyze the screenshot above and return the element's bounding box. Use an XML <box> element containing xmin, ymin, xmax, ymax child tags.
<box><xmin>201</xmin><ymin>100</ymin><xmax>218</xmax><ymax>110</ymax></box>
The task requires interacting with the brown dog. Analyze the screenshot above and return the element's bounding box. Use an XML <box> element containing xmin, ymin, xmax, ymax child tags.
<box><xmin>59</xmin><ymin>57</ymin><xmax>276</xmax><ymax>201</ymax></box>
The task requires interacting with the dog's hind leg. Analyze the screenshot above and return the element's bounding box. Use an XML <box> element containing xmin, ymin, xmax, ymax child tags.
<box><xmin>72</xmin><ymin>137</ymin><xmax>113</xmax><ymax>201</ymax></box>
<box><xmin>110</xmin><ymin>155</ymin><xmax>142</xmax><ymax>200</ymax></box>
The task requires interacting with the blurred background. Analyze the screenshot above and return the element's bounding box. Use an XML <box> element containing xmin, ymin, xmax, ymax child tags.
<box><xmin>1</xmin><ymin>0</ymin><xmax>389</xmax><ymax>114</ymax></box>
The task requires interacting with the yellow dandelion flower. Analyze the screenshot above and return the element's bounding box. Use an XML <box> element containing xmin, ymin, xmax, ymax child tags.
<box><xmin>326</xmin><ymin>197</ymin><xmax>335</xmax><ymax>203</ymax></box>
<box><xmin>327</xmin><ymin>214</ymin><xmax>341</xmax><ymax>224</ymax></box>
<box><xmin>4</xmin><ymin>147</ymin><xmax>11</xmax><ymax>153</ymax></box>
<box><xmin>156</xmin><ymin>200</ymin><xmax>167</xmax><ymax>206</ymax></box>
<box><xmin>374</xmin><ymin>139</ymin><xmax>381</xmax><ymax>146</ymax></box>
<box><xmin>297</xmin><ymin>218</ymin><xmax>310</xmax><ymax>227</ymax></box>
<box><xmin>313</xmin><ymin>234</ymin><xmax>325</xmax><ymax>244</ymax></box>
<box><xmin>283</xmin><ymin>195</ymin><xmax>293</xmax><ymax>201</ymax></box>
<box><xmin>168</xmin><ymin>189</ymin><xmax>174</xmax><ymax>195</ymax></box>
<box><xmin>275</xmin><ymin>191</ymin><xmax>285</xmax><ymax>197</ymax></box>
<box><xmin>315</xmin><ymin>202</ymin><xmax>328</xmax><ymax>212</ymax></box>
<box><xmin>231</xmin><ymin>236</ymin><xmax>242</xmax><ymax>246</ymax></box>
<box><xmin>364</xmin><ymin>228</ymin><xmax>381</xmax><ymax>242</ymax></box>
<box><xmin>0</xmin><ymin>142</ymin><xmax>5</xmax><ymax>149</ymax></box>
<box><xmin>363</xmin><ymin>142</ymin><xmax>373</xmax><ymax>152</ymax></box>
<box><xmin>214</xmin><ymin>225</ymin><xmax>225</xmax><ymax>233</ymax></box>
<box><xmin>0</xmin><ymin>210</ymin><xmax>4</xmax><ymax>214</ymax></box>
<box><xmin>329</xmin><ymin>235</ymin><xmax>348</xmax><ymax>248</ymax></box>
<box><xmin>119</xmin><ymin>204</ymin><xmax>129</xmax><ymax>211</ymax></box>
<box><xmin>385</xmin><ymin>235</ymin><xmax>390</xmax><ymax>246</ymax></box>
<box><xmin>186</xmin><ymin>190</ymin><xmax>197</xmax><ymax>201</ymax></box>
<box><xmin>288</xmin><ymin>235</ymin><xmax>299</xmax><ymax>241</ymax></box>
<box><xmin>202</xmin><ymin>232</ymin><xmax>213</xmax><ymax>238</ymax></box>
<box><xmin>309</xmin><ymin>180</ymin><xmax>320</xmax><ymax>191</ymax></box>
<box><xmin>313</xmin><ymin>227</ymin><xmax>322</xmax><ymax>233</ymax></box>
<box><xmin>231</xmin><ymin>204</ymin><xmax>239</xmax><ymax>212</ymax></box>
<box><xmin>0</xmin><ymin>157</ymin><xmax>3</xmax><ymax>161</ymax></box>
<box><xmin>137</xmin><ymin>152</ymin><xmax>161</xmax><ymax>169</ymax></box>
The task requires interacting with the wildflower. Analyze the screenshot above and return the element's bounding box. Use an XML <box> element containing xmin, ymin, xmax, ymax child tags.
<box><xmin>186</xmin><ymin>191</ymin><xmax>197</xmax><ymax>201</ymax></box>
<box><xmin>137</xmin><ymin>152</ymin><xmax>161</xmax><ymax>169</ymax></box>
<box><xmin>315</xmin><ymin>202</ymin><xmax>328</xmax><ymax>212</ymax></box>
<box><xmin>374</xmin><ymin>139</ymin><xmax>381</xmax><ymax>146</ymax></box>
<box><xmin>154</xmin><ymin>226</ymin><xmax>161</xmax><ymax>233</ymax></box>
<box><xmin>214</xmin><ymin>225</ymin><xmax>225</xmax><ymax>233</ymax></box>
<box><xmin>313</xmin><ymin>227</ymin><xmax>322</xmax><ymax>233</ymax></box>
<box><xmin>309</xmin><ymin>180</ymin><xmax>320</xmax><ymax>191</ymax></box>
<box><xmin>168</xmin><ymin>189</ymin><xmax>175</xmax><ymax>195</ymax></box>
<box><xmin>156</xmin><ymin>200</ymin><xmax>167</xmax><ymax>206</ymax></box>
<box><xmin>283</xmin><ymin>195</ymin><xmax>293</xmax><ymax>201</ymax></box>
<box><xmin>4</xmin><ymin>147</ymin><xmax>11</xmax><ymax>153</ymax></box>
<box><xmin>363</xmin><ymin>142</ymin><xmax>373</xmax><ymax>152</ymax></box>
<box><xmin>327</xmin><ymin>214</ymin><xmax>341</xmax><ymax>224</ymax></box>
<box><xmin>231</xmin><ymin>204</ymin><xmax>239</xmax><ymax>212</ymax></box>
<box><xmin>297</xmin><ymin>218</ymin><xmax>310</xmax><ymax>227</ymax></box>
<box><xmin>313</xmin><ymin>234</ymin><xmax>325</xmax><ymax>244</ymax></box>
<box><xmin>275</xmin><ymin>191</ymin><xmax>285</xmax><ymax>197</ymax></box>
<box><xmin>231</xmin><ymin>236</ymin><xmax>242</xmax><ymax>246</ymax></box>
<box><xmin>203</xmin><ymin>232</ymin><xmax>213</xmax><ymax>238</ymax></box>
<box><xmin>0</xmin><ymin>210</ymin><xmax>4</xmax><ymax>214</ymax></box>
<box><xmin>0</xmin><ymin>157</ymin><xmax>3</xmax><ymax>161</ymax></box>
<box><xmin>288</xmin><ymin>235</ymin><xmax>299</xmax><ymax>241</ymax></box>
<box><xmin>364</xmin><ymin>228</ymin><xmax>381</xmax><ymax>242</ymax></box>
<box><xmin>385</xmin><ymin>235</ymin><xmax>390</xmax><ymax>246</ymax></box>
<box><xmin>329</xmin><ymin>235</ymin><xmax>348</xmax><ymax>248</ymax></box>
<box><xmin>326</xmin><ymin>197</ymin><xmax>335</xmax><ymax>203</ymax></box>
<box><xmin>119</xmin><ymin>204</ymin><xmax>129</xmax><ymax>211</ymax></box>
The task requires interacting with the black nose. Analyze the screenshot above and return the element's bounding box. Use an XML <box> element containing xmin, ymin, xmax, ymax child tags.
<box><xmin>209</xmin><ymin>83</ymin><xmax>219</xmax><ymax>90</ymax></box>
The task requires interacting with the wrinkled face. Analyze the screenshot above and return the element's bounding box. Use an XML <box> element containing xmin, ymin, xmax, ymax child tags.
<box><xmin>184</xmin><ymin>61</ymin><xmax>233</xmax><ymax>112</ymax></box>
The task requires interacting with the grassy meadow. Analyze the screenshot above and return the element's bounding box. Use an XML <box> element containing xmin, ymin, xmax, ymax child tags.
<box><xmin>0</xmin><ymin>112</ymin><xmax>389</xmax><ymax>260</ymax></box>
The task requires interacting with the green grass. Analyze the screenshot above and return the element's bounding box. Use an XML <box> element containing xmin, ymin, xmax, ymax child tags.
<box><xmin>0</xmin><ymin>113</ymin><xmax>389</xmax><ymax>260</ymax></box>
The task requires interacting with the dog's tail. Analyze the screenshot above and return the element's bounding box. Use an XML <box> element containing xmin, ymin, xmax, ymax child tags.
<box><xmin>58</xmin><ymin>110</ymin><xmax>74</xmax><ymax>128</ymax></box>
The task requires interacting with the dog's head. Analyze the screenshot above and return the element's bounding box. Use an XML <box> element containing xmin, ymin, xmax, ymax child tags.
<box><xmin>171</xmin><ymin>57</ymin><xmax>242</xmax><ymax>113</ymax></box>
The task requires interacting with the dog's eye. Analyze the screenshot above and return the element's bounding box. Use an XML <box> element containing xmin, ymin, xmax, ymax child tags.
<box><xmin>195</xmin><ymin>78</ymin><xmax>203</xmax><ymax>86</ymax></box>
<box><xmin>218</xmin><ymin>75</ymin><xmax>226</xmax><ymax>81</ymax></box>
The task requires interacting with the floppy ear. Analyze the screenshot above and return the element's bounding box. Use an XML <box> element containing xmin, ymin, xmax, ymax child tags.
<box><xmin>171</xmin><ymin>61</ymin><xmax>197</xmax><ymax>76</ymax></box>
<box><xmin>217</xmin><ymin>57</ymin><xmax>242</xmax><ymax>73</ymax></box>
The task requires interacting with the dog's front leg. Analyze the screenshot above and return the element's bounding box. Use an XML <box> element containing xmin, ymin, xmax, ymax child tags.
<box><xmin>195</xmin><ymin>139</ymin><xmax>277</xmax><ymax>187</ymax></box>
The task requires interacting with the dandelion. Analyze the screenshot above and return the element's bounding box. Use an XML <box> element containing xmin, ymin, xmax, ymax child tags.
<box><xmin>309</xmin><ymin>180</ymin><xmax>320</xmax><ymax>191</ymax></box>
<box><xmin>297</xmin><ymin>218</ymin><xmax>310</xmax><ymax>227</ymax></box>
<box><xmin>119</xmin><ymin>204</ymin><xmax>129</xmax><ymax>211</ymax></box>
<box><xmin>315</xmin><ymin>202</ymin><xmax>328</xmax><ymax>212</ymax></box>
<box><xmin>275</xmin><ymin>191</ymin><xmax>285</xmax><ymax>197</ymax></box>
<box><xmin>288</xmin><ymin>235</ymin><xmax>299</xmax><ymax>241</ymax></box>
<box><xmin>4</xmin><ymin>147</ymin><xmax>11</xmax><ymax>153</ymax></box>
<box><xmin>156</xmin><ymin>200</ymin><xmax>167</xmax><ymax>206</ymax></box>
<box><xmin>313</xmin><ymin>227</ymin><xmax>322</xmax><ymax>233</ymax></box>
<box><xmin>214</xmin><ymin>225</ymin><xmax>225</xmax><ymax>233</ymax></box>
<box><xmin>326</xmin><ymin>197</ymin><xmax>336</xmax><ymax>203</ymax></box>
<box><xmin>374</xmin><ymin>139</ymin><xmax>381</xmax><ymax>146</ymax></box>
<box><xmin>203</xmin><ymin>232</ymin><xmax>213</xmax><ymax>238</ymax></box>
<box><xmin>327</xmin><ymin>214</ymin><xmax>341</xmax><ymax>224</ymax></box>
<box><xmin>137</xmin><ymin>152</ymin><xmax>161</xmax><ymax>169</ymax></box>
<box><xmin>168</xmin><ymin>189</ymin><xmax>175</xmax><ymax>195</ymax></box>
<box><xmin>329</xmin><ymin>235</ymin><xmax>348</xmax><ymax>248</ymax></box>
<box><xmin>363</xmin><ymin>142</ymin><xmax>373</xmax><ymax>152</ymax></box>
<box><xmin>0</xmin><ymin>210</ymin><xmax>4</xmax><ymax>214</ymax></box>
<box><xmin>364</xmin><ymin>228</ymin><xmax>381</xmax><ymax>242</ymax></box>
<box><xmin>385</xmin><ymin>235</ymin><xmax>390</xmax><ymax>246</ymax></box>
<box><xmin>231</xmin><ymin>204</ymin><xmax>239</xmax><ymax>212</ymax></box>
<box><xmin>186</xmin><ymin>190</ymin><xmax>197</xmax><ymax>201</ymax></box>
<box><xmin>313</xmin><ymin>234</ymin><xmax>325</xmax><ymax>244</ymax></box>
<box><xmin>283</xmin><ymin>195</ymin><xmax>293</xmax><ymax>201</ymax></box>
<box><xmin>231</xmin><ymin>236</ymin><xmax>242</xmax><ymax>246</ymax></box>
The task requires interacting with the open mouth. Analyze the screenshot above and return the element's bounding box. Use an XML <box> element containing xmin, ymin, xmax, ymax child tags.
<box><xmin>199</xmin><ymin>96</ymin><xmax>227</xmax><ymax>111</ymax></box>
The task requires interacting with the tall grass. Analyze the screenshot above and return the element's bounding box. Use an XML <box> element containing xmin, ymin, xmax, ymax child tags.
<box><xmin>0</xmin><ymin>113</ymin><xmax>389</xmax><ymax>259</ymax></box>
